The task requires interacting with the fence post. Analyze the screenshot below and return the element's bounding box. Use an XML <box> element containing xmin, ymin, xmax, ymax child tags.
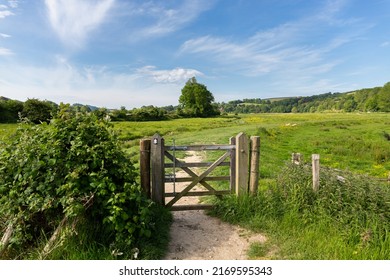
<box><xmin>312</xmin><ymin>154</ymin><xmax>320</xmax><ymax>192</ymax></box>
<box><xmin>140</xmin><ymin>139</ymin><xmax>151</xmax><ymax>199</ymax></box>
<box><xmin>249</xmin><ymin>136</ymin><xmax>260</xmax><ymax>195</ymax></box>
<box><xmin>236</xmin><ymin>132</ymin><xmax>249</xmax><ymax>196</ymax></box>
<box><xmin>292</xmin><ymin>153</ymin><xmax>302</xmax><ymax>165</ymax></box>
<box><xmin>151</xmin><ymin>134</ymin><xmax>165</xmax><ymax>205</ymax></box>
<box><xmin>229</xmin><ymin>136</ymin><xmax>236</xmax><ymax>194</ymax></box>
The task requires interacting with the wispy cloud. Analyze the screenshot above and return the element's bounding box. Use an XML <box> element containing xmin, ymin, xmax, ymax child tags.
<box><xmin>0</xmin><ymin>9</ymin><xmax>13</xmax><ymax>18</ymax></box>
<box><xmin>0</xmin><ymin>47</ymin><xmax>13</xmax><ymax>55</ymax></box>
<box><xmin>45</xmin><ymin>0</ymin><xmax>115</xmax><ymax>48</ymax></box>
<box><xmin>0</xmin><ymin>2</ymin><xmax>16</xmax><ymax>55</ymax></box>
<box><xmin>129</xmin><ymin>0</ymin><xmax>215</xmax><ymax>41</ymax></box>
<box><xmin>0</xmin><ymin>1</ymin><xmax>18</xmax><ymax>18</ymax></box>
<box><xmin>137</xmin><ymin>66</ymin><xmax>202</xmax><ymax>83</ymax></box>
<box><xmin>180</xmin><ymin>0</ymin><xmax>365</xmax><ymax>79</ymax></box>
<box><xmin>8</xmin><ymin>0</ymin><xmax>19</xmax><ymax>9</ymax></box>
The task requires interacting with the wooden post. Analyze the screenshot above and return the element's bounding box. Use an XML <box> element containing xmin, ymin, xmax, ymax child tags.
<box><xmin>140</xmin><ymin>139</ymin><xmax>151</xmax><ymax>198</ymax></box>
<box><xmin>292</xmin><ymin>153</ymin><xmax>302</xmax><ymax>165</ymax></box>
<box><xmin>249</xmin><ymin>136</ymin><xmax>260</xmax><ymax>195</ymax></box>
<box><xmin>151</xmin><ymin>134</ymin><xmax>165</xmax><ymax>205</ymax></box>
<box><xmin>229</xmin><ymin>137</ymin><xmax>236</xmax><ymax>194</ymax></box>
<box><xmin>235</xmin><ymin>132</ymin><xmax>249</xmax><ymax>196</ymax></box>
<box><xmin>312</xmin><ymin>154</ymin><xmax>320</xmax><ymax>192</ymax></box>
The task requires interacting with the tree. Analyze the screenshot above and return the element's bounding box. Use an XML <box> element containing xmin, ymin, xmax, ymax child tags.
<box><xmin>22</xmin><ymin>98</ymin><xmax>57</xmax><ymax>123</ymax></box>
<box><xmin>0</xmin><ymin>99</ymin><xmax>23</xmax><ymax>123</ymax></box>
<box><xmin>377</xmin><ymin>82</ymin><xmax>390</xmax><ymax>112</ymax></box>
<box><xmin>178</xmin><ymin>77</ymin><xmax>219</xmax><ymax>117</ymax></box>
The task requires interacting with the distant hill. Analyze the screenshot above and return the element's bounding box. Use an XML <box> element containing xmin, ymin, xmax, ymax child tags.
<box><xmin>72</xmin><ymin>103</ymin><xmax>99</xmax><ymax>111</ymax></box>
<box><xmin>264</xmin><ymin>97</ymin><xmax>293</xmax><ymax>103</ymax></box>
<box><xmin>219</xmin><ymin>82</ymin><xmax>389</xmax><ymax>114</ymax></box>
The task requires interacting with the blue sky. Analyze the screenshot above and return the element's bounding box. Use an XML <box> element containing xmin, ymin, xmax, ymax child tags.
<box><xmin>0</xmin><ymin>0</ymin><xmax>389</xmax><ymax>109</ymax></box>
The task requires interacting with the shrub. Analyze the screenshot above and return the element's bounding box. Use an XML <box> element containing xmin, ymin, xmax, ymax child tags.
<box><xmin>0</xmin><ymin>105</ymin><xmax>166</xmax><ymax>259</ymax></box>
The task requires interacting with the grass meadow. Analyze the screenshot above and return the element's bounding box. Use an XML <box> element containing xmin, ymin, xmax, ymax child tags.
<box><xmin>1</xmin><ymin>112</ymin><xmax>389</xmax><ymax>259</ymax></box>
<box><xmin>114</xmin><ymin>112</ymin><xmax>390</xmax><ymax>260</ymax></box>
<box><xmin>113</xmin><ymin>113</ymin><xmax>390</xmax><ymax>179</ymax></box>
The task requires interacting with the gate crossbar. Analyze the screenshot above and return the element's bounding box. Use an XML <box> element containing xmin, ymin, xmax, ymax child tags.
<box><xmin>165</xmin><ymin>145</ymin><xmax>235</xmax><ymax>151</ymax></box>
<box><xmin>165</xmin><ymin>151</ymin><xmax>231</xmax><ymax>208</ymax></box>
<box><xmin>164</xmin><ymin>151</ymin><xmax>216</xmax><ymax>192</ymax></box>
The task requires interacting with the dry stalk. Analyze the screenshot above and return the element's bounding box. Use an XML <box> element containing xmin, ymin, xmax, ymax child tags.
<box><xmin>40</xmin><ymin>193</ymin><xmax>95</xmax><ymax>259</ymax></box>
<box><xmin>0</xmin><ymin>220</ymin><xmax>15</xmax><ymax>258</ymax></box>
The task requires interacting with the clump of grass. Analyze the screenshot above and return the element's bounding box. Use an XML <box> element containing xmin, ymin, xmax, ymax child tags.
<box><xmin>247</xmin><ymin>242</ymin><xmax>271</xmax><ymax>259</ymax></box>
<box><xmin>383</xmin><ymin>131</ymin><xmax>390</xmax><ymax>141</ymax></box>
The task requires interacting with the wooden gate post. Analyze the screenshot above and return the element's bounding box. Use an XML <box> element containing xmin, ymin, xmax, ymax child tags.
<box><xmin>151</xmin><ymin>134</ymin><xmax>165</xmax><ymax>205</ymax></box>
<box><xmin>249</xmin><ymin>136</ymin><xmax>260</xmax><ymax>195</ymax></box>
<box><xmin>140</xmin><ymin>139</ymin><xmax>151</xmax><ymax>198</ymax></box>
<box><xmin>229</xmin><ymin>136</ymin><xmax>236</xmax><ymax>193</ymax></box>
<box><xmin>312</xmin><ymin>154</ymin><xmax>320</xmax><ymax>192</ymax></box>
<box><xmin>236</xmin><ymin>132</ymin><xmax>249</xmax><ymax>196</ymax></box>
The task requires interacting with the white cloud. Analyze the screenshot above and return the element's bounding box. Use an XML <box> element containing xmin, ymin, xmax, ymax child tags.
<box><xmin>181</xmin><ymin>34</ymin><xmax>314</xmax><ymax>76</ymax></box>
<box><xmin>8</xmin><ymin>0</ymin><xmax>19</xmax><ymax>9</ymax></box>
<box><xmin>137</xmin><ymin>66</ymin><xmax>203</xmax><ymax>83</ymax></box>
<box><xmin>0</xmin><ymin>47</ymin><xmax>13</xmax><ymax>55</ymax></box>
<box><xmin>0</xmin><ymin>1</ymin><xmax>18</xmax><ymax>18</ymax></box>
<box><xmin>45</xmin><ymin>0</ymin><xmax>115</xmax><ymax>48</ymax></box>
<box><xmin>0</xmin><ymin>33</ymin><xmax>11</xmax><ymax>38</ymax></box>
<box><xmin>130</xmin><ymin>0</ymin><xmax>215</xmax><ymax>40</ymax></box>
<box><xmin>180</xmin><ymin>1</ymin><xmax>366</xmax><ymax>79</ymax></box>
<box><xmin>0</xmin><ymin>10</ymin><xmax>13</xmax><ymax>18</ymax></box>
<box><xmin>0</xmin><ymin>61</ymin><xmax>188</xmax><ymax>108</ymax></box>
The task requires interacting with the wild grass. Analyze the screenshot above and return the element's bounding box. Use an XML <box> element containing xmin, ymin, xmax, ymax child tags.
<box><xmin>2</xmin><ymin>204</ymin><xmax>172</xmax><ymax>260</ymax></box>
<box><xmin>210</xmin><ymin>164</ymin><xmax>390</xmax><ymax>259</ymax></box>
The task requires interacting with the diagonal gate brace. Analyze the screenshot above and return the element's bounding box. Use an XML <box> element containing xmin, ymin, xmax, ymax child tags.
<box><xmin>165</xmin><ymin>151</ymin><xmax>230</xmax><ymax>208</ymax></box>
<box><xmin>164</xmin><ymin>151</ymin><xmax>216</xmax><ymax>192</ymax></box>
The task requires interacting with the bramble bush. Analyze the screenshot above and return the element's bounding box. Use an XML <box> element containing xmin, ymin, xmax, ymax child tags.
<box><xmin>0</xmin><ymin>104</ymin><xmax>167</xmax><ymax>259</ymax></box>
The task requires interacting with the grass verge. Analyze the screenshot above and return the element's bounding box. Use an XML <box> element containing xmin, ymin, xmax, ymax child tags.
<box><xmin>210</xmin><ymin>163</ymin><xmax>390</xmax><ymax>259</ymax></box>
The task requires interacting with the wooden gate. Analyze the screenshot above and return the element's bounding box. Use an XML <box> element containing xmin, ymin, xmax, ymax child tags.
<box><xmin>140</xmin><ymin>133</ymin><xmax>260</xmax><ymax>211</ymax></box>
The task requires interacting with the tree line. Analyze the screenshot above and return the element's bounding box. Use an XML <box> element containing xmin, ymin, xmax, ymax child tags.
<box><xmin>0</xmin><ymin>97</ymin><xmax>178</xmax><ymax>124</ymax></box>
<box><xmin>219</xmin><ymin>82</ymin><xmax>390</xmax><ymax>114</ymax></box>
<box><xmin>0</xmin><ymin>77</ymin><xmax>220</xmax><ymax>123</ymax></box>
<box><xmin>1</xmin><ymin>81</ymin><xmax>389</xmax><ymax>124</ymax></box>
<box><xmin>0</xmin><ymin>98</ymin><xmax>57</xmax><ymax>123</ymax></box>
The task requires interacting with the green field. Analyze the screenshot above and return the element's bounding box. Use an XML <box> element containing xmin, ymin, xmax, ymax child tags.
<box><xmin>1</xmin><ymin>112</ymin><xmax>389</xmax><ymax>259</ymax></box>
<box><xmin>3</xmin><ymin>113</ymin><xmax>389</xmax><ymax>177</ymax></box>
<box><xmin>112</xmin><ymin>113</ymin><xmax>390</xmax><ymax>178</ymax></box>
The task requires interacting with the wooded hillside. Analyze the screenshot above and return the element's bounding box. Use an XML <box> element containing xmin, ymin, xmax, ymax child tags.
<box><xmin>219</xmin><ymin>82</ymin><xmax>390</xmax><ymax>114</ymax></box>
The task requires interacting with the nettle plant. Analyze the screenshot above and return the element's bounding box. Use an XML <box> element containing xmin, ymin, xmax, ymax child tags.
<box><xmin>0</xmin><ymin>105</ymin><xmax>155</xmax><ymax>258</ymax></box>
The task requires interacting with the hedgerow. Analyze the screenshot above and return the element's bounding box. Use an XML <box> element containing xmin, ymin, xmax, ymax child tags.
<box><xmin>0</xmin><ymin>104</ymin><xmax>166</xmax><ymax>259</ymax></box>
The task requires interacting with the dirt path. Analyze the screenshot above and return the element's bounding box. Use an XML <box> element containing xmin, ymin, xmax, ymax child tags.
<box><xmin>163</xmin><ymin>151</ymin><xmax>266</xmax><ymax>260</ymax></box>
